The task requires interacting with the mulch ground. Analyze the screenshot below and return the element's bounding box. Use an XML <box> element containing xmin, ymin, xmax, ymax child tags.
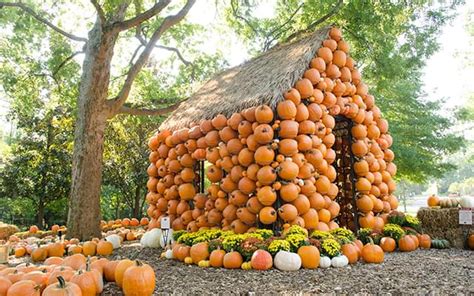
<box><xmin>101</xmin><ymin>243</ymin><xmax>474</xmax><ymax>295</ymax></box>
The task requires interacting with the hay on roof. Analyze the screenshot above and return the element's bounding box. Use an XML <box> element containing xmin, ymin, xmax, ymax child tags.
<box><xmin>160</xmin><ymin>26</ymin><xmax>331</xmax><ymax>131</ymax></box>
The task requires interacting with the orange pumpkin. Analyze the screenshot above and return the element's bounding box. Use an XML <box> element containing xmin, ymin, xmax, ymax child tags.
<box><xmin>114</xmin><ymin>259</ymin><xmax>134</xmax><ymax>288</ymax></box>
<box><xmin>96</xmin><ymin>241</ymin><xmax>114</xmax><ymax>256</ymax></box>
<box><xmin>341</xmin><ymin>243</ymin><xmax>359</xmax><ymax>264</ymax></box>
<box><xmin>209</xmin><ymin>249</ymin><xmax>226</xmax><ymax>268</ymax></box>
<box><xmin>223</xmin><ymin>252</ymin><xmax>243</xmax><ymax>269</ymax></box>
<box><xmin>297</xmin><ymin>245</ymin><xmax>320</xmax><ymax>269</ymax></box>
<box><xmin>0</xmin><ymin>276</ymin><xmax>12</xmax><ymax>296</ymax></box>
<box><xmin>82</xmin><ymin>241</ymin><xmax>97</xmax><ymax>256</ymax></box>
<box><xmin>259</xmin><ymin>207</ymin><xmax>277</xmax><ymax>224</ymax></box>
<box><xmin>31</xmin><ymin>247</ymin><xmax>48</xmax><ymax>262</ymax></box>
<box><xmin>250</xmin><ymin>250</ymin><xmax>273</xmax><ymax>270</ymax></box>
<box><xmin>398</xmin><ymin>235</ymin><xmax>416</xmax><ymax>252</ymax></box>
<box><xmin>70</xmin><ymin>269</ymin><xmax>97</xmax><ymax>296</ymax></box>
<box><xmin>255</xmin><ymin>105</ymin><xmax>274</xmax><ymax>123</ymax></box>
<box><xmin>190</xmin><ymin>242</ymin><xmax>209</xmax><ymax>263</ymax></box>
<box><xmin>361</xmin><ymin>242</ymin><xmax>384</xmax><ymax>264</ymax></box>
<box><xmin>122</xmin><ymin>261</ymin><xmax>155</xmax><ymax>296</ymax></box>
<box><xmin>103</xmin><ymin>260</ymin><xmax>119</xmax><ymax>282</ymax></box>
<box><xmin>380</xmin><ymin>237</ymin><xmax>396</xmax><ymax>252</ymax></box>
<box><xmin>42</xmin><ymin>276</ymin><xmax>82</xmax><ymax>296</ymax></box>
<box><xmin>5</xmin><ymin>280</ymin><xmax>40</xmax><ymax>296</ymax></box>
<box><xmin>277</xmin><ymin>100</ymin><xmax>297</xmax><ymax>120</ymax></box>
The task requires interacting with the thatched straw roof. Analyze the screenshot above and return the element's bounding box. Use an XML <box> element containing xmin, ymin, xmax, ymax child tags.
<box><xmin>160</xmin><ymin>26</ymin><xmax>331</xmax><ymax>131</ymax></box>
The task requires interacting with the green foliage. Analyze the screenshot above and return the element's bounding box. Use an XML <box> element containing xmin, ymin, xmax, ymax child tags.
<box><xmin>356</xmin><ymin>228</ymin><xmax>373</xmax><ymax>244</ymax></box>
<box><xmin>388</xmin><ymin>211</ymin><xmax>406</xmax><ymax>226</ymax></box>
<box><xmin>267</xmin><ymin>239</ymin><xmax>291</xmax><ymax>255</ymax></box>
<box><xmin>225</xmin><ymin>0</ymin><xmax>465</xmax><ymax>182</ymax></box>
<box><xmin>320</xmin><ymin>238</ymin><xmax>341</xmax><ymax>258</ymax></box>
<box><xmin>253</xmin><ymin>229</ymin><xmax>274</xmax><ymax>240</ymax></box>
<box><xmin>284</xmin><ymin>224</ymin><xmax>308</xmax><ymax>237</ymax></box>
<box><xmin>310</xmin><ymin>230</ymin><xmax>334</xmax><ymax>240</ymax></box>
<box><xmin>382</xmin><ymin>224</ymin><xmax>405</xmax><ymax>242</ymax></box>
<box><xmin>404</xmin><ymin>215</ymin><xmax>421</xmax><ymax>232</ymax></box>
<box><xmin>285</xmin><ymin>234</ymin><xmax>308</xmax><ymax>252</ymax></box>
<box><xmin>172</xmin><ymin>230</ymin><xmax>187</xmax><ymax>242</ymax></box>
<box><xmin>329</xmin><ymin>227</ymin><xmax>355</xmax><ymax>242</ymax></box>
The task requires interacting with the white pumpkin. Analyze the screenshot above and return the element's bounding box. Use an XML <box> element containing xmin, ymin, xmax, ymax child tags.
<box><xmin>165</xmin><ymin>248</ymin><xmax>174</xmax><ymax>259</ymax></box>
<box><xmin>274</xmin><ymin>251</ymin><xmax>301</xmax><ymax>271</ymax></box>
<box><xmin>460</xmin><ymin>196</ymin><xmax>474</xmax><ymax>208</ymax></box>
<box><xmin>140</xmin><ymin>228</ymin><xmax>161</xmax><ymax>248</ymax></box>
<box><xmin>105</xmin><ymin>234</ymin><xmax>122</xmax><ymax>249</ymax></box>
<box><xmin>331</xmin><ymin>255</ymin><xmax>349</xmax><ymax>267</ymax></box>
<box><xmin>319</xmin><ymin>256</ymin><xmax>331</xmax><ymax>268</ymax></box>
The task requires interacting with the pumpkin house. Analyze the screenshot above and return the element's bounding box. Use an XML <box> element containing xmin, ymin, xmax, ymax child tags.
<box><xmin>146</xmin><ymin>26</ymin><xmax>398</xmax><ymax>234</ymax></box>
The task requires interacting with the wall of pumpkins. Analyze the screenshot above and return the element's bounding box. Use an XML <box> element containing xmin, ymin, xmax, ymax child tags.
<box><xmin>146</xmin><ymin>27</ymin><xmax>399</xmax><ymax>234</ymax></box>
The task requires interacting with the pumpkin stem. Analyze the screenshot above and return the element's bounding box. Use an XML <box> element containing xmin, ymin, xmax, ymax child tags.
<box><xmin>135</xmin><ymin>260</ymin><xmax>143</xmax><ymax>266</ymax></box>
<box><xmin>57</xmin><ymin>276</ymin><xmax>66</xmax><ymax>288</ymax></box>
<box><xmin>367</xmin><ymin>237</ymin><xmax>374</xmax><ymax>245</ymax></box>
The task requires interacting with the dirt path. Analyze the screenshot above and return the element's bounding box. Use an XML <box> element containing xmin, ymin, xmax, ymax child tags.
<box><xmin>102</xmin><ymin>244</ymin><xmax>474</xmax><ymax>295</ymax></box>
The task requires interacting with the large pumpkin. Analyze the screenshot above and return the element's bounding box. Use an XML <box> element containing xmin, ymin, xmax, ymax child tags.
<box><xmin>361</xmin><ymin>243</ymin><xmax>384</xmax><ymax>264</ymax></box>
<box><xmin>250</xmin><ymin>250</ymin><xmax>273</xmax><ymax>270</ymax></box>
<box><xmin>190</xmin><ymin>242</ymin><xmax>210</xmax><ymax>264</ymax></box>
<box><xmin>122</xmin><ymin>261</ymin><xmax>156</xmax><ymax>296</ymax></box>
<box><xmin>297</xmin><ymin>245</ymin><xmax>320</xmax><ymax>269</ymax></box>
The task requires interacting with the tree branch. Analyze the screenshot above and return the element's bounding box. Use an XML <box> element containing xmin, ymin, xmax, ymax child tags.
<box><xmin>262</xmin><ymin>3</ymin><xmax>304</xmax><ymax>51</ymax></box>
<box><xmin>90</xmin><ymin>0</ymin><xmax>106</xmax><ymax>25</ymax></box>
<box><xmin>117</xmin><ymin>101</ymin><xmax>185</xmax><ymax>116</ymax></box>
<box><xmin>155</xmin><ymin>45</ymin><xmax>192</xmax><ymax>66</ymax></box>
<box><xmin>110</xmin><ymin>0</ymin><xmax>171</xmax><ymax>32</ymax></box>
<box><xmin>230</xmin><ymin>0</ymin><xmax>261</xmax><ymax>37</ymax></box>
<box><xmin>0</xmin><ymin>2</ymin><xmax>87</xmax><ymax>42</ymax></box>
<box><xmin>52</xmin><ymin>51</ymin><xmax>84</xmax><ymax>77</ymax></box>
<box><xmin>135</xmin><ymin>24</ymin><xmax>192</xmax><ymax>67</ymax></box>
<box><xmin>285</xmin><ymin>0</ymin><xmax>343</xmax><ymax>43</ymax></box>
<box><xmin>109</xmin><ymin>0</ymin><xmax>196</xmax><ymax>114</ymax></box>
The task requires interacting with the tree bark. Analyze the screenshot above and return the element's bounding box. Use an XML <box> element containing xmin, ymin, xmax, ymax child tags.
<box><xmin>133</xmin><ymin>185</ymin><xmax>141</xmax><ymax>218</ymax></box>
<box><xmin>67</xmin><ymin>21</ymin><xmax>118</xmax><ymax>240</ymax></box>
<box><xmin>37</xmin><ymin>197</ymin><xmax>45</xmax><ymax>229</ymax></box>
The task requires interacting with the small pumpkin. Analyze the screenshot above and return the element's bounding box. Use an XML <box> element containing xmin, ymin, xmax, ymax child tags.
<box><xmin>209</xmin><ymin>249</ymin><xmax>226</xmax><ymax>268</ymax></box>
<box><xmin>319</xmin><ymin>256</ymin><xmax>331</xmax><ymax>268</ymax></box>
<box><xmin>331</xmin><ymin>255</ymin><xmax>349</xmax><ymax>267</ymax></box>
<box><xmin>223</xmin><ymin>252</ymin><xmax>243</xmax><ymax>269</ymax></box>
<box><xmin>255</xmin><ymin>105</ymin><xmax>274</xmax><ymax>123</ymax></box>
<box><xmin>274</xmin><ymin>251</ymin><xmax>301</xmax><ymax>271</ymax></box>
<box><xmin>379</xmin><ymin>237</ymin><xmax>396</xmax><ymax>252</ymax></box>
<box><xmin>96</xmin><ymin>241</ymin><xmax>114</xmax><ymax>256</ymax></box>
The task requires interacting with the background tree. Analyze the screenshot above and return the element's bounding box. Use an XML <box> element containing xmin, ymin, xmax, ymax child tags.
<box><xmin>225</xmin><ymin>0</ymin><xmax>465</xmax><ymax>182</ymax></box>
<box><xmin>0</xmin><ymin>106</ymin><xmax>73</xmax><ymax>228</ymax></box>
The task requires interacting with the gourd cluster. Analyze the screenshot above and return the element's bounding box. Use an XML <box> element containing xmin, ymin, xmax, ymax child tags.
<box><xmin>145</xmin><ymin>27</ymin><xmax>399</xmax><ymax>233</ymax></box>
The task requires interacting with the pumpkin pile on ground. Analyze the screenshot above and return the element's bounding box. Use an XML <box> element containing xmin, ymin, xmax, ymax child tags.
<box><xmin>0</xmin><ymin>253</ymin><xmax>155</xmax><ymax>296</ymax></box>
<box><xmin>145</xmin><ymin>26</ymin><xmax>398</xmax><ymax>235</ymax></box>
<box><xmin>163</xmin><ymin>223</ymin><xmax>437</xmax><ymax>271</ymax></box>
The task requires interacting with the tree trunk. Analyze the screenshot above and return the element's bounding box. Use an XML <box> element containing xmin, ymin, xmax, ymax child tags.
<box><xmin>37</xmin><ymin>198</ymin><xmax>45</xmax><ymax>229</ymax></box>
<box><xmin>67</xmin><ymin>21</ymin><xmax>119</xmax><ymax>240</ymax></box>
<box><xmin>133</xmin><ymin>185</ymin><xmax>141</xmax><ymax>218</ymax></box>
